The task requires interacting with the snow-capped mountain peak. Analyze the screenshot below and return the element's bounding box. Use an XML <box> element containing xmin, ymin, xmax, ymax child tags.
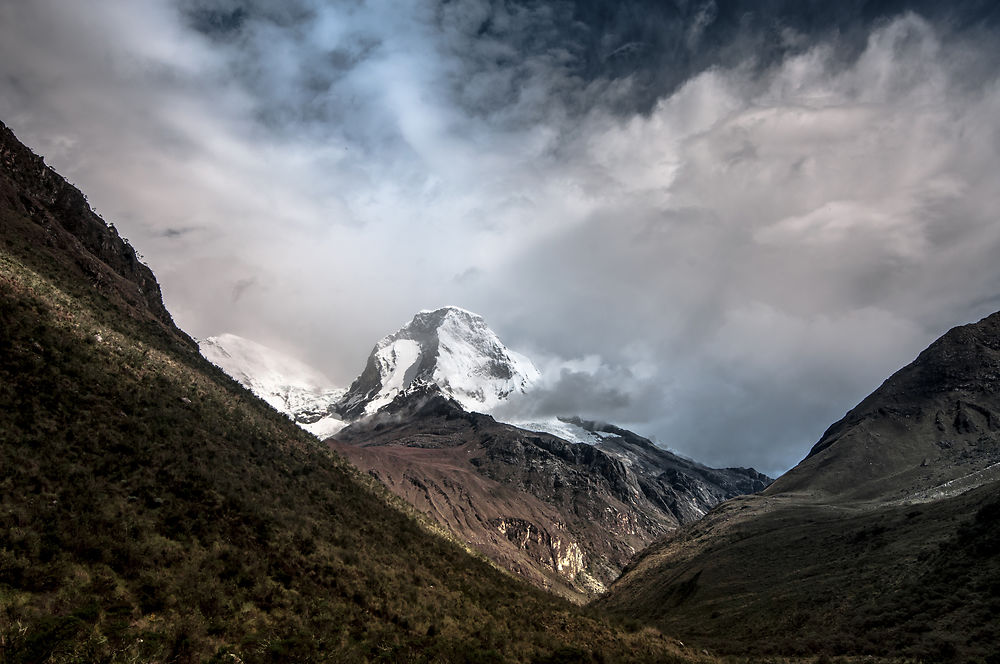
<box><xmin>339</xmin><ymin>306</ymin><xmax>540</xmax><ymax>417</ymax></box>
<box><xmin>199</xmin><ymin>333</ymin><xmax>346</xmax><ymax>438</ymax></box>
<box><xmin>200</xmin><ymin>308</ymin><xmax>540</xmax><ymax>428</ymax></box>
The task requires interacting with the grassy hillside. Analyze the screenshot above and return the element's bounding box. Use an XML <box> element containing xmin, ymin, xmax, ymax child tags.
<box><xmin>0</xmin><ymin>122</ymin><xmax>705</xmax><ymax>663</ymax></box>
<box><xmin>598</xmin><ymin>486</ymin><xmax>1000</xmax><ymax>661</ymax></box>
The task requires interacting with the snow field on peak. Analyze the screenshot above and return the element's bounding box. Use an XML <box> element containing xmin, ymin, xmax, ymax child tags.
<box><xmin>353</xmin><ymin>307</ymin><xmax>542</xmax><ymax>416</ymax></box>
<box><xmin>417</xmin><ymin>305</ymin><xmax>478</xmax><ymax>317</ymax></box>
<box><xmin>431</xmin><ymin>312</ymin><xmax>540</xmax><ymax>413</ymax></box>
<box><xmin>510</xmin><ymin>417</ymin><xmax>615</xmax><ymax>446</ymax></box>
<box><xmin>300</xmin><ymin>415</ymin><xmax>349</xmax><ymax>440</ymax></box>
<box><xmin>363</xmin><ymin>338</ymin><xmax>423</xmax><ymax>415</ymax></box>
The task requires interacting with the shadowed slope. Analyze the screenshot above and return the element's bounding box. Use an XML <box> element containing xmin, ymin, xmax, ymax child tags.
<box><xmin>768</xmin><ymin>311</ymin><xmax>1000</xmax><ymax>502</ymax></box>
<box><xmin>598</xmin><ymin>313</ymin><xmax>1000</xmax><ymax>661</ymax></box>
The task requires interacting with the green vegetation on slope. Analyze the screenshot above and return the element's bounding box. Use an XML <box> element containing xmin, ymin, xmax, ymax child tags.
<box><xmin>0</xmin><ymin>247</ymin><xmax>710</xmax><ymax>664</ymax></box>
<box><xmin>598</xmin><ymin>488</ymin><xmax>1000</xmax><ymax>661</ymax></box>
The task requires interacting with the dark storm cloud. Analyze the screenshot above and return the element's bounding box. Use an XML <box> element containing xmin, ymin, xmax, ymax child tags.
<box><xmin>434</xmin><ymin>0</ymin><xmax>1000</xmax><ymax>117</ymax></box>
<box><xmin>477</xmin><ymin>10</ymin><xmax>1000</xmax><ymax>473</ymax></box>
<box><xmin>231</xmin><ymin>276</ymin><xmax>259</xmax><ymax>302</ymax></box>
<box><xmin>184</xmin><ymin>4</ymin><xmax>248</xmax><ymax>38</ymax></box>
<box><xmin>163</xmin><ymin>0</ymin><xmax>1000</xmax><ymax>142</ymax></box>
<box><xmin>497</xmin><ymin>366</ymin><xmax>639</xmax><ymax>420</ymax></box>
<box><xmin>162</xmin><ymin>226</ymin><xmax>200</xmax><ymax>238</ymax></box>
<box><xmin>537</xmin><ymin>369</ymin><xmax>633</xmax><ymax>413</ymax></box>
<box><xmin>2</xmin><ymin>1</ymin><xmax>1000</xmax><ymax>476</ymax></box>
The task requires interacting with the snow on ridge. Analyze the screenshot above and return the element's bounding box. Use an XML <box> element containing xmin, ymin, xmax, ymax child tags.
<box><xmin>511</xmin><ymin>417</ymin><xmax>609</xmax><ymax>445</ymax></box>
<box><xmin>363</xmin><ymin>338</ymin><xmax>423</xmax><ymax>414</ymax></box>
<box><xmin>199</xmin><ymin>333</ymin><xmax>346</xmax><ymax>438</ymax></box>
<box><xmin>417</xmin><ymin>305</ymin><xmax>480</xmax><ymax>318</ymax></box>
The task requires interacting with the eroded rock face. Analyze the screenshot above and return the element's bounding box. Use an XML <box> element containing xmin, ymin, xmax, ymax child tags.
<box><xmin>490</xmin><ymin>518</ymin><xmax>585</xmax><ymax>581</ymax></box>
<box><xmin>331</xmin><ymin>388</ymin><xmax>771</xmax><ymax>601</ymax></box>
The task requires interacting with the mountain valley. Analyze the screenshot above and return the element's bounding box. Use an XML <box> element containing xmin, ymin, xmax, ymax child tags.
<box><xmin>0</xmin><ymin>119</ymin><xmax>708</xmax><ymax>663</ymax></box>
<box><xmin>202</xmin><ymin>306</ymin><xmax>771</xmax><ymax>600</ymax></box>
<box><xmin>2</xmin><ymin>111</ymin><xmax>998</xmax><ymax>664</ymax></box>
<box><xmin>330</xmin><ymin>388</ymin><xmax>769</xmax><ymax>600</ymax></box>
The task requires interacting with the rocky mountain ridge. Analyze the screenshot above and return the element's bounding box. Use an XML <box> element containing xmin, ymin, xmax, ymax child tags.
<box><xmin>331</xmin><ymin>386</ymin><xmax>771</xmax><ymax>600</ymax></box>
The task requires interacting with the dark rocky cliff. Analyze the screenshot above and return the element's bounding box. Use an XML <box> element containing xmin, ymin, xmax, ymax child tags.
<box><xmin>0</xmin><ymin>120</ymin><xmax>193</xmax><ymax>350</ymax></box>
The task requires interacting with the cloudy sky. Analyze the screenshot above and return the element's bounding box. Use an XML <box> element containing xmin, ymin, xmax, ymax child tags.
<box><xmin>2</xmin><ymin>0</ymin><xmax>999</xmax><ymax>475</ymax></box>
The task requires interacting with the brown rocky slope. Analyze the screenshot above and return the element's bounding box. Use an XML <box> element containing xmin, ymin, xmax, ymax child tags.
<box><xmin>331</xmin><ymin>387</ymin><xmax>770</xmax><ymax>602</ymax></box>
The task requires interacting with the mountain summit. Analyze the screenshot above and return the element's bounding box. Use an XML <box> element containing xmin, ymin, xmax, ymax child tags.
<box><xmin>338</xmin><ymin>306</ymin><xmax>540</xmax><ymax>418</ymax></box>
<box><xmin>198</xmin><ymin>307</ymin><xmax>539</xmax><ymax>434</ymax></box>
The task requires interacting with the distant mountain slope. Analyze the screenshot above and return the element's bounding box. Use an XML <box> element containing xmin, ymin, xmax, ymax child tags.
<box><xmin>766</xmin><ymin>311</ymin><xmax>1000</xmax><ymax>502</ymax></box>
<box><xmin>0</xmin><ymin>120</ymin><xmax>704</xmax><ymax>663</ymax></box>
<box><xmin>200</xmin><ymin>333</ymin><xmax>346</xmax><ymax>438</ymax></box>
<box><xmin>331</xmin><ymin>389</ymin><xmax>770</xmax><ymax>601</ymax></box>
<box><xmin>598</xmin><ymin>312</ymin><xmax>1000</xmax><ymax>660</ymax></box>
<box><xmin>338</xmin><ymin>306</ymin><xmax>540</xmax><ymax>418</ymax></box>
<box><xmin>579</xmin><ymin>418</ymin><xmax>772</xmax><ymax>517</ymax></box>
